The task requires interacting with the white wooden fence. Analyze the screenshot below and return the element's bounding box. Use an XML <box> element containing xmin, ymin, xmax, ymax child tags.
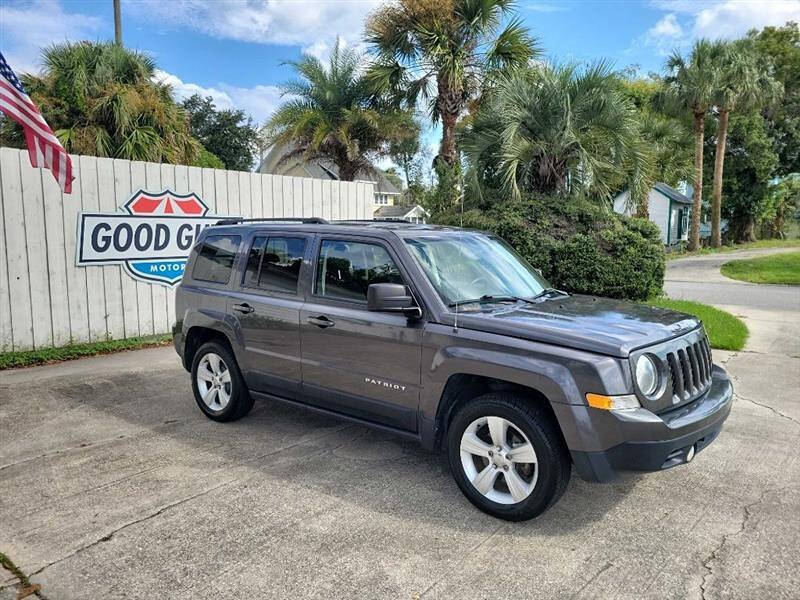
<box><xmin>0</xmin><ymin>148</ymin><xmax>373</xmax><ymax>351</ymax></box>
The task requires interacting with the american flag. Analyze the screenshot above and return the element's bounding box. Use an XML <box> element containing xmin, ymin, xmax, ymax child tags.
<box><xmin>0</xmin><ymin>52</ymin><xmax>73</xmax><ymax>193</ymax></box>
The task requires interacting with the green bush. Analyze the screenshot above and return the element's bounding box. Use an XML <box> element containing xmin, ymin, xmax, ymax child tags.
<box><xmin>434</xmin><ymin>195</ymin><xmax>665</xmax><ymax>300</ymax></box>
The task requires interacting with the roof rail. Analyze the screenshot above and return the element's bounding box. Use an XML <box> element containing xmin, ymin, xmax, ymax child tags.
<box><xmin>332</xmin><ymin>218</ymin><xmax>408</xmax><ymax>223</ymax></box>
<box><xmin>214</xmin><ymin>217</ymin><xmax>329</xmax><ymax>226</ymax></box>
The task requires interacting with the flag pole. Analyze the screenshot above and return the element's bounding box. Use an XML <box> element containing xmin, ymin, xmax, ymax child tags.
<box><xmin>113</xmin><ymin>0</ymin><xmax>122</xmax><ymax>45</ymax></box>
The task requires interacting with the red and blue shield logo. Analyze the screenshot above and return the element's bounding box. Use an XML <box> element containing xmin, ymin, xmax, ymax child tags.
<box><xmin>122</xmin><ymin>190</ymin><xmax>210</xmax><ymax>286</ymax></box>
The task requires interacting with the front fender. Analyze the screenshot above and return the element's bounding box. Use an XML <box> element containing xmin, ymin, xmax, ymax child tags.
<box><xmin>418</xmin><ymin>323</ymin><xmax>630</xmax><ymax>450</ymax></box>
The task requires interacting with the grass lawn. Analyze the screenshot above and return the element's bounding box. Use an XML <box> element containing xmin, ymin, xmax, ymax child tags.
<box><xmin>644</xmin><ymin>298</ymin><xmax>748</xmax><ymax>351</ymax></box>
<box><xmin>0</xmin><ymin>334</ymin><xmax>172</xmax><ymax>370</ymax></box>
<box><xmin>720</xmin><ymin>251</ymin><xmax>800</xmax><ymax>285</ymax></box>
<box><xmin>667</xmin><ymin>238</ymin><xmax>800</xmax><ymax>260</ymax></box>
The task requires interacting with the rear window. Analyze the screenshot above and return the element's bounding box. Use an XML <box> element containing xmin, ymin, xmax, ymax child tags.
<box><xmin>192</xmin><ymin>234</ymin><xmax>241</xmax><ymax>284</ymax></box>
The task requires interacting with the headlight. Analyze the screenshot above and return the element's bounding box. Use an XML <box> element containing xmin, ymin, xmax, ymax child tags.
<box><xmin>635</xmin><ymin>354</ymin><xmax>659</xmax><ymax>397</ymax></box>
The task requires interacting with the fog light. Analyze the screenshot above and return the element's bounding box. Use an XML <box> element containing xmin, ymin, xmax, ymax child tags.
<box><xmin>686</xmin><ymin>445</ymin><xmax>696</xmax><ymax>462</ymax></box>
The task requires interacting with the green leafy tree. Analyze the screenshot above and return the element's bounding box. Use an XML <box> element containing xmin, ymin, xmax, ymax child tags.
<box><xmin>662</xmin><ymin>40</ymin><xmax>724</xmax><ymax>250</ymax></box>
<box><xmin>182</xmin><ymin>94</ymin><xmax>259</xmax><ymax>171</ymax></box>
<box><xmin>749</xmin><ymin>22</ymin><xmax>800</xmax><ymax>176</ymax></box>
<box><xmin>461</xmin><ymin>62</ymin><xmax>647</xmax><ymax>202</ymax></box>
<box><xmin>263</xmin><ymin>40</ymin><xmax>411</xmax><ymax>181</ymax></box>
<box><xmin>709</xmin><ymin>40</ymin><xmax>782</xmax><ymax>246</ymax></box>
<box><xmin>0</xmin><ymin>41</ymin><xmax>199</xmax><ymax>164</ymax></box>
<box><xmin>704</xmin><ymin>111</ymin><xmax>778</xmax><ymax>242</ymax></box>
<box><xmin>365</xmin><ymin>0</ymin><xmax>537</xmax><ymax>167</ymax></box>
<box><xmin>618</xmin><ymin>77</ymin><xmax>694</xmax><ymax>218</ymax></box>
<box><xmin>630</xmin><ymin>111</ymin><xmax>694</xmax><ymax>218</ymax></box>
<box><xmin>760</xmin><ymin>176</ymin><xmax>800</xmax><ymax>238</ymax></box>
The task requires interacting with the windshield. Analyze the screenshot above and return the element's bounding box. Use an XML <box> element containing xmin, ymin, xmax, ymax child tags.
<box><xmin>403</xmin><ymin>233</ymin><xmax>550</xmax><ymax>308</ymax></box>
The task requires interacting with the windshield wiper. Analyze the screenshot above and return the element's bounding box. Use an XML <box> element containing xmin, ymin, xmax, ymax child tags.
<box><xmin>529</xmin><ymin>287</ymin><xmax>569</xmax><ymax>301</ymax></box>
<box><xmin>448</xmin><ymin>295</ymin><xmax>538</xmax><ymax>308</ymax></box>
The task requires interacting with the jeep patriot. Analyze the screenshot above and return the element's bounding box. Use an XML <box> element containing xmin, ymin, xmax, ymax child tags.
<box><xmin>173</xmin><ymin>218</ymin><xmax>733</xmax><ymax>521</ymax></box>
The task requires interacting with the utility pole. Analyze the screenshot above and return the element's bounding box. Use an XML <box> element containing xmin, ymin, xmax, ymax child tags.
<box><xmin>113</xmin><ymin>0</ymin><xmax>122</xmax><ymax>45</ymax></box>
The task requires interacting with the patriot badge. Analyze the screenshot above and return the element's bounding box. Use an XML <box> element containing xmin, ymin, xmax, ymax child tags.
<box><xmin>76</xmin><ymin>189</ymin><xmax>230</xmax><ymax>286</ymax></box>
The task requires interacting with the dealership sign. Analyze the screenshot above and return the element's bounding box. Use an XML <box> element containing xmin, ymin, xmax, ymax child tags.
<box><xmin>76</xmin><ymin>190</ymin><xmax>231</xmax><ymax>286</ymax></box>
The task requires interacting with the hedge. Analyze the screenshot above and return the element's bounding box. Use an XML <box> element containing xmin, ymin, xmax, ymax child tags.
<box><xmin>434</xmin><ymin>196</ymin><xmax>665</xmax><ymax>301</ymax></box>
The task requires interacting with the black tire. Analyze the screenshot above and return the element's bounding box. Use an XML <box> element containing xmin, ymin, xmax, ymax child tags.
<box><xmin>190</xmin><ymin>341</ymin><xmax>253</xmax><ymax>422</ymax></box>
<box><xmin>447</xmin><ymin>393</ymin><xmax>571</xmax><ymax>521</ymax></box>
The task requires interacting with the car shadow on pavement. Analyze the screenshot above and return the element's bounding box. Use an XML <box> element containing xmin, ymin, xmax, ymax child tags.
<box><xmin>6</xmin><ymin>364</ymin><xmax>639</xmax><ymax>538</ymax></box>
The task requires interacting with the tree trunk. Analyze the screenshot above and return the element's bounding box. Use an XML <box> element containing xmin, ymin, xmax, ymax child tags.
<box><xmin>635</xmin><ymin>189</ymin><xmax>649</xmax><ymax>219</ymax></box>
<box><xmin>711</xmin><ymin>108</ymin><xmax>729</xmax><ymax>248</ymax></box>
<box><xmin>338</xmin><ymin>161</ymin><xmax>358</xmax><ymax>182</ymax></box>
<box><xmin>689</xmin><ymin>112</ymin><xmax>705</xmax><ymax>251</ymax></box>
<box><xmin>741</xmin><ymin>215</ymin><xmax>756</xmax><ymax>242</ymax></box>
<box><xmin>436</xmin><ymin>79</ymin><xmax>461</xmax><ymax>166</ymax></box>
<box><xmin>439</xmin><ymin>109</ymin><xmax>458</xmax><ymax>165</ymax></box>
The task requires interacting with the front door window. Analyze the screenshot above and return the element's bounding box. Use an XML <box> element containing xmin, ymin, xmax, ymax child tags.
<box><xmin>315</xmin><ymin>239</ymin><xmax>404</xmax><ymax>302</ymax></box>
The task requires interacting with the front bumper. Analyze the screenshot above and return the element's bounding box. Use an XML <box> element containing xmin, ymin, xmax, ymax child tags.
<box><xmin>564</xmin><ymin>364</ymin><xmax>733</xmax><ymax>482</ymax></box>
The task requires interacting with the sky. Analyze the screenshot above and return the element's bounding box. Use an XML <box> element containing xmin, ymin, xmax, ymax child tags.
<box><xmin>2</xmin><ymin>0</ymin><xmax>799</xmax><ymax>157</ymax></box>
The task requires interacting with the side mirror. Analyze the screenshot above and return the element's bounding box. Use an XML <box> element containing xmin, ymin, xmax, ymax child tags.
<box><xmin>367</xmin><ymin>283</ymin><xmax>421</xmax><ymax>318</ymax></box>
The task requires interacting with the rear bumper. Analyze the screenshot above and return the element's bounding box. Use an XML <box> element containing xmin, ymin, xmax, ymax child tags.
<box><xmin>172</xmin><ymin>322</ymin><xmax>186</xmax><ymax>367</ymax></box>
<box><xmin>567</xmin><ymin>364</ymin><xmax>733</xmax><ymax>482</ymax></box>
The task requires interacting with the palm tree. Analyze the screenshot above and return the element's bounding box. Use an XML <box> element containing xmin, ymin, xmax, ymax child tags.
<box><xmin>0</xmin><ymin>41</ymin><xmax>199</xmax><ymax>164</ymax></box>
<box><xmin>630</xmin><ymin>111</ymin><xmax>694</xmax><ymax>218</ymax></box>
<box><xmin>263</xmin><ymin>40</ymin><xmax>412</xmax><ymax>181</ymax></box>
<box><xmin>461</xmin><ymin>62</ymin><xmax>647</xmax><ymax>201</ymax></box>
<box><xmin>662</xmin><ymin>40</ymin><xmax>723</xmax><ymax>250</ymax></box>
<box><xmin>365</xmin><ymin>0</ymin><xmax>537</xmax><ymax>167</ymax></box>
<box><xmin>710</xmin><ymin>40</ymin><xmax>782</xmax><ymax>246</ymax></box>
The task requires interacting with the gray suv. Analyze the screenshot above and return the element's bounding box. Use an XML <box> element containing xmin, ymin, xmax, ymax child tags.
<box><xmin>173</xmin><ymin>218</ymin><xmax>733</xmax><ymax>521</ymax></box>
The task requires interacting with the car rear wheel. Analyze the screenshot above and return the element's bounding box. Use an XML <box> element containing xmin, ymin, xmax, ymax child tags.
<box><xmin>191</xmin><ymin>341</ymin><xmax>253</xmax><ymax>422</ymax></box>
<box><xmin>447</xmin><ymin>393</ymin><xmax>571</xmax><ymax>521</ymax></box>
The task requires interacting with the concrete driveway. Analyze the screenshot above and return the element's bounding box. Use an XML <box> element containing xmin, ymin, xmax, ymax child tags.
<box><xmin>1</xmin><ymin>251</ymin><xmax>799</xmax><ymax>599</ymax></box>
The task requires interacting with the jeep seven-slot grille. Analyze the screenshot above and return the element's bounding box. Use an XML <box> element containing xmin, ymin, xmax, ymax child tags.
<box><xmin>666</xmin><ymin>336</ymin><xmax>713</xmax><ymax>403</ymax></box>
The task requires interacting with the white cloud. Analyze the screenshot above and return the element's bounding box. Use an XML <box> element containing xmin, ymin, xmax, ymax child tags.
<box><xmin>153</xmin><ymin>69</ymin><xmax>284</xmax><ymax>124</ymax></box>
<box><xmin>127</xmin><ymin>0</ymin><xmax>380</xmax><ymax>55</ymax></box>
<box><xmin>636</xmin><ymin>0</ymin><xmax>800</xmax><ymax>58</ymax></box>
<box><xmin>525</xmin><ymin>2</ymin><xmax>570</xmax><ymax>12</ymax></box>
<box><xmin>0</xmin><ymin>0</ymin><xmax>104</xmax><ymax>74</ymax></box>
<box><xmin>687</xmin><ymin>0</ymin><xmax>800</xmax><ymax>39</ymax></box>
<box><xmin>648</xmin><ymin>13</ymin><xmax>683</xmax><ymax>39</ymax></box>
<box><xmin>648</xmin><ymin>0</ymin><xmax>800</xmax><ymax>41</ymax></box>
<box><xmin>153</xmin><ymin>69</ymin><xmax>235</xmax><ymax>109</ymax></box>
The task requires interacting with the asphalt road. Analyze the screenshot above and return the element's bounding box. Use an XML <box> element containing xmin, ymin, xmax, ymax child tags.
<box><xmin>1</xmin><ymin>249</ymin><xmax>798</xmax><ymax>599</ymax></box>
<box><xmin>665</xmin><ymin>247</ymin><xmax>800</xmax><ymax>356</ymax></box>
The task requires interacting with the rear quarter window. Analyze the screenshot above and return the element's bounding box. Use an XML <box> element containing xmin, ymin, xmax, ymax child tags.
<box><xmin>192</xmin><ymin>234</ymin><xmax>241</xmax><ymax>284</ymax></box>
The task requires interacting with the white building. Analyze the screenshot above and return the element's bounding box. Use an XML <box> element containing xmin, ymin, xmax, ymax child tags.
<box><xmin>613</xmin><ymin>182</ymin><xmax>692</xmax><ymax>246</ymax></box>
<box><xmin>374</xmin><ymin>204</ymin><xmax>430</xmax><ymax>224</ymax></box>
<box><xmin>257</xmin><ymin>143</ymin><xmax>403</xmax><ymax>213</ymax></box>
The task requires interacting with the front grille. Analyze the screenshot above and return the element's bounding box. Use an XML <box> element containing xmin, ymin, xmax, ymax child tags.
<box><xmin>665</xmin><ymin>336</ymin><xmax>713</xmax><ymax>404</ymax></box>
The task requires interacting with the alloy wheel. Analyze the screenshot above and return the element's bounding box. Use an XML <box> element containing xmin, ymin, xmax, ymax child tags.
<box><xmin>196</xmin><ymin>352</ymin><xmax>232</xmax><ymax>411</ymax></box>
<box><xmin>459</xmin><ymin>415</ymin><xmax>538</xmax><ymax>505</ymax></box>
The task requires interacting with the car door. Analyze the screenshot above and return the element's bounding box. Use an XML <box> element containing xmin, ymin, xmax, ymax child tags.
<box><xmin>228</xmin><ymin>231</ymin><xmax>312</xmax><ymax>399</ymax></box>
<box><xmin>300</xmin><ymin>235</ymin><xmax>423</xmax><ymax>432</ymax></box>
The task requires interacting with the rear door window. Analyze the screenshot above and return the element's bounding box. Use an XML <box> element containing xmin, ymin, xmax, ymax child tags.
<box><xmin>242</xmin><ymin>235</ymin><xmax>307</xmax><ymax>294</ymax></box>
<box><xmin>315</xmin><ymin>239</ymin><xmax>404</xmax><ymax>302</ymax></box>
<box><xmin>192</xmin><ymin>234</ymin><xmax>241</xmax><ymax>284</ymax></box>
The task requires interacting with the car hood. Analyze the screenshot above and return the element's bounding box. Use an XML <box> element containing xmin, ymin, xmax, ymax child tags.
<box><xmin>451</xmin><ymin>295</ymin><xmax>700</xmax><ymax>357</ymax></box>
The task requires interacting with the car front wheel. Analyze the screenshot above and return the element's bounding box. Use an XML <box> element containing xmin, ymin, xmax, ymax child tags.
<box><xmin>447</xmin><ymin>393</ymin><xmax>571</xmax><ymax>521</ymax></box>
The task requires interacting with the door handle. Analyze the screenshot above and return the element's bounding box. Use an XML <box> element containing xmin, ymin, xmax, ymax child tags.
<box><xmin>232</xmin><ymin>303</ymin><xmax>254</xmax><ymax>314</ymax></box>
<box><xmin>307</xmin><ymin>315</ymin><xmax>335</xmax><ymax>329</ymax></box>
